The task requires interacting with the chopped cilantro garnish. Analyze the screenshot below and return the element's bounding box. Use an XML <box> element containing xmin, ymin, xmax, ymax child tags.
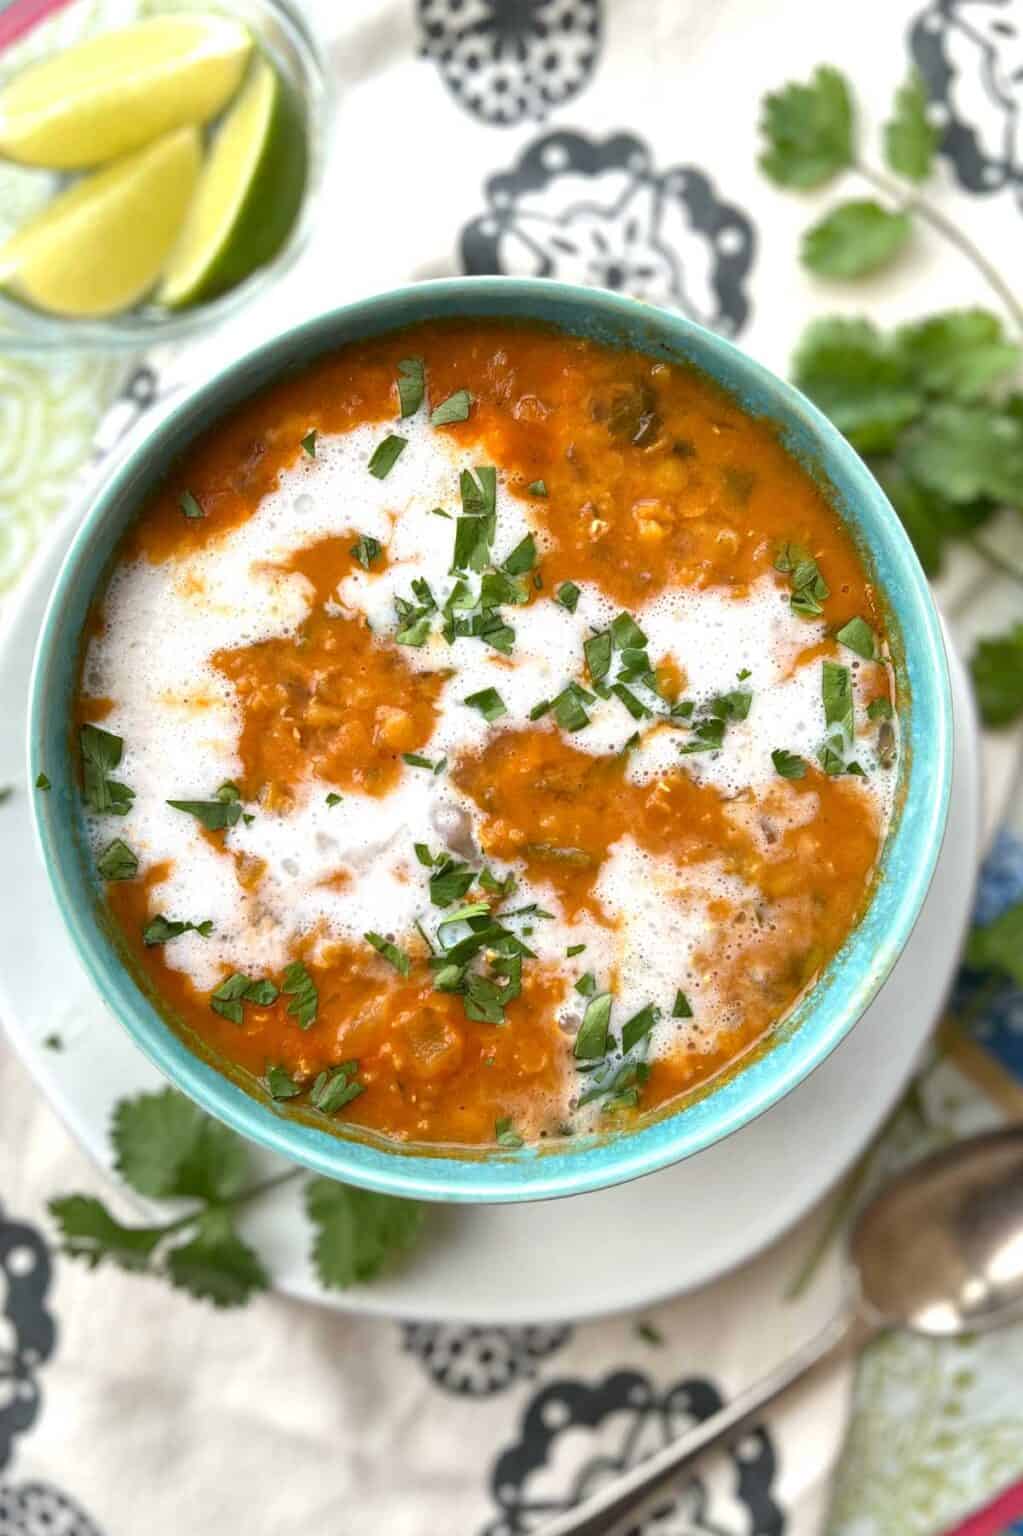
<box><xmin>414</xmin><ymin>842</ymin><xmax>435</xmax><ymax>867</ymax></box>
<box><xmin>566</xmin><ymin>943</ymin><xmax>586</xmax><ymax>957</ymax></box>
<box><xmin>300</xmin><ymin>429</ymin><xmax>317</xmax><ymax>458</ymax></box>
<box><xmin>282</xmin><ymin>960</ymin><xmax>318</xmax><ymax>1030</ymax></box>
<box><xmin>35</xmin><ymin>772</ymin><xmax>50</xmax><ymax>790</ymax></box>
<box><xmin>464</xmin><ymin>687</ymin><xmax>507</xmax><ymax>722</ymax></box>
<box><xmin>822</xmin><ymin>660</ymin><xmax>854</xmax><ymax>739</ymax></box>
<box><xmin>396</xmin><ymin>357</ymin><xmax>425</xmax><ymax>418</ymax></box>
<box><xmin>494</xmin><ymin>1116</ymin><xmax>524</xmax><ymax>1148</ymax></box>
<box><xmin>431</xmin><ymin>389</ymin><xmax>472</xmax><ymax>426</ymax></box>
<box><xmin>771</xmin><ymin>748</ymin><xmax>807</xmax><ymax>779</ymax></box>
<box><xmin>584</xmin><ymin>630</ymin><xmax>612</xmax><ymax>683</ymax></box>
<box><xmin>402</xmin><ymin>753</ymin><xmax>439</xmax><ymax>771</ymax></box>
<box><xmin>552</xmin><ymin>685</ymin><xmax>590</xmax><ymax>733</ymax></box>
<box><xmin>679</xmin><ymin>717</ymin><xmax>726</xmax><ymax>754</ymax></box>
<box><xmin>575</xmin><ymin>972</ymin><xmax>597</xmax><ymax>997</ymax></box>
<box><xmin>80</xmin><ymin>724</ymin><xmax>134</xmax><ymax>817</ymax></box>
<box><xmin>775</xmin><ymin>542</ymin><xmax>830</xmax><ymax>616</ymax></box>
<box><xmin>574</xmin><ymin>992</ymin><xmax>612</xmax><ymax>1060</ymax></box>
<box><xmin>265</xmin><ymin>1064</ymin><xmax>301</xmax><ymax>1101</ymax></box>
<box><xmin>326</xmin><ymin>792</ymin><xmax>343</xmax><ymax>807</ymax></box>
<box><xmin>529</xmin><ymin>698</ymin><xmax>552</xmax><ymax>720</ymax></box>
<box><xmin>166</xmin><ymin>791</ymin><xmax>242</xmax><ymax>831</ymax></box>
<box><xmin>96</xmin><ymin>838</ymin><xmax>138</xmax><ymax>881</ymax></box>
<box><xmin>867</xmin><ymin>697</ymin><xmax>893</xmax><ymax>720</ymax></box>
<box><xmin>179</xmin><ymin>490</ymin><xmax>204</xmax><ymax>519</ymax></box>
<box><xmin>503</xmin><ymin>533</ymin><xmax>537</xmax><ymax>575</ymax></box>
<box><xmin>310</xmin><ymin>1063</ymin><xmax>364</xmax><ymax>1114</ymax></box>
<box><xmin>367</xmin><ymin>434</ymin><xmax>407</xmax><ymax>479</ymax></box>
<box><xmin>621</xmin><ymin>1003</ymin><xmax>659</xmax><ymax>1053</ymax></box>
<box><xmin>210</xmin><ymin>972</ymin><xmax>279</xmax><ymax>1025</ymax></box>
<box><xmin>708</xmin><ymin>689</ymin><xmax>752</xmax><ymax>721</ymax></box>
<box><xmin>143</xmin><ymin>915</ymin><xmax>213</xmax><ymax>946</ymax></box>
<box><xmin>528</xmin><ymin>480</ymin><xmax>547</xmax><ymax>496</ymax></box>
<box><xmin>611</xmin><ymin>682</ymin><xmax>650</xmax><ymax>720</ymax></box>
<box><xmin>350</xmin><ymin>534</ymin><xmax>382</xmax><ymax>569</ymax></box>
<box><xmin>610</xmin><ymin>611</ymin><xmax>647</xmax><ymax>650</ymax></box>
<box><xmin>672</xmin><ymin>990</ymin><xmax>693</xmax><ymax>1019</ymax></box>
<box><xmin>556</xmin><ymin>581</ymin><xmax>581</xmax><ymax>613</ymax></box>
<box><xmin>836</xmin><ymin>615</ymin><xmax>877</xmax><ymax>659</ymax></box>
<box><xmin>364</xmin><ymin>931</ymin><xmax>411</xmax><ymax>975</ymax></box>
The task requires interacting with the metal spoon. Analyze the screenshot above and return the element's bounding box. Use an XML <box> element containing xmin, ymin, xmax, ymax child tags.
<box><xmin>542</xmin><ymin>1126</ymin><xmax>1023</xmax><ymax>1536</ymax></box>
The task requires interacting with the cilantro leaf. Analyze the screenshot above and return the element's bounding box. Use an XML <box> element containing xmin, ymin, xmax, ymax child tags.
<box><xmin>966</xmin><ymin>901</ymin><xmax>1023</xmax><ymax>986</ymax></box>
<box><xmin>396</xmin><ymin>356</ymin><xmax>425</xmax><ymax>418</ymax></box>
<box><xmin>142</xmin><ymin>914</ymin><xmax>213</xmax><ymax>946</ymax></box>
<box><xmin>365</xmin><ymin>931</ymin><xmax>411</xmax><ymax>975</ymax></box>
<box><xmin>282</xmin><ymin>960</ymin><xmax>318</xmax><ymax>1029</ymax></box>
<box><xmin>758</xmin><ymin>66</ymin><xmax>855</xmax><ymax>188</ymax></box>
<box><xmin>167</xmin><ymin>796</ymin><xmax>242</xmax><ymax>831</ymax></box>
<box><xmin>494</xmin><ymin>1116</ymin><xmax>524</xmax><ymax>1148</ymax></box>
<box><xmin>431</xmin><ymin>389</ymin><xmax>472</xmax><ymax>426</ymax></box>
<box><xmin>350</xmin><ymin>534</ymin><xmax>382</xmax><ymax>570</ymax></box>
<box><xmin>883</xmin><ymin>70</ymin><xmax>938</xmax><ymax>183</ymax></box>
<box><xmin>503</xmin><ymin>533</ymin><xmax>537</xmax><ymax>575</ymax></box>
<box><xmin>305</xmin><ymin>1177</ymin><xmax>425</xmax><ymax>1288</ymax></box>
<box><xmin>112</xmin><ymin>1088</ymin><xmax>249</xmax><ymax>1202</ymax></box>
<box><xmin>165</xmin><ymin>1208</ymin><xmax>269</xmax><ymax>1308</ymax></box>
<box><xmin>96</xmin><ymin>838</ymin><xmax>138</xmax><ymax>881</ymax></box>
<box><xmin>301</xmin><ymin>429</ymin><xmax>317</xmax><ymax>458</ymax></box>
<box><xmin>311</xmin><ymin>1063</ymin><xmax>364</xmax><ymax>1115</ymax></box>
<box><xmin>464</xmin><ymin>687</ymin><xmax>507</xmax><ymax>722</ymax></box>
<box><xmin>793</xmin><ymin>318</ymin><xmax>922</xmax><ymax>455</ymax></box>
<box><xmin>556</xmin><ymin>581</ymin><xmax>580</xmax><ymax>613</ymax></box>
<box><xmin>970</xmin><ymin>625</ymin><xmax>1023</xmax><ymax>726</ymax></box>
<box><xmin>34</xmin><ymin>773</ymin><xmax>49</xmax><ymax>791</ymax></box>
<box><xmin>574</xmin><ymin>992</ymin><xmax>612</xmax><ymax>1060</ymax></box>
<box><xmin>672</xmin><ymin>990</ymin><xmax>693</xmax><ymax>1019</ymax></box>
<box><xmin>49</xmin><ymin>1194</ymin><xmax>164</xmax><ymax>1273</ymax></box>
<box><xmin>802</xmin><ymin>201</ymin><xmax>912</xmax><ymax>279</ymax></box>
<box><xmin>265</xmin><ymin>1063</ymin><xmax>301</xmax><ymax>1100</ymax></box>
<box><xmin>835</xmin><ymin>616</ymin><xmax>876</xmax><ymax>659</ymax></box>
<box><xmin>367</xmin><ymin>434</ymin><xmax>407</xmax><ymax>479</ymax></box>
<box><xmin>771</xmin><ymin>748</ymin><xmax>807</xmax><ymax>780</ymax></box>
<box><xmin>621</xmin><ymin>1003</ymin><xmax>659</xmax><ymax>1054</ymax></box>
<box><xmin>822</xmin><ymin>660</ymin><xmax>853</xmax><ymax>739</ymax></box>
<box><xmin>895</xmin><ymin>310</ymin><xmax>1021</xmax><ymax>402</ymax></box>
<box><xmin>80</xmin><ymin>723</ymin><xmax>134</xmax><ymax>816</ymax></box>
<box><xmin>901</xmin><ymin>403</ymin><xmax>1023</xmax><ymax>505</ymax></box>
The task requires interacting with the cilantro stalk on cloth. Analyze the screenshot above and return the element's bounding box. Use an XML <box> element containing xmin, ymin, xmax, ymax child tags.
<box><xmin>49</xmin><ymin>1088</ymin><xmax>425</xmax><ymax>1306</ymax></box>
<box><xmin>758</xmin><ymin>63</ymin><xmax>1023</xmax><ymax>726</ymax></box>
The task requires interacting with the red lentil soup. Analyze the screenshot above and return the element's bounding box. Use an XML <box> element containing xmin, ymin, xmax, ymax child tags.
<box><xmin>76</xmin><ymin>321</ymin><xmax>898</xmax><ymax>1149</ymax></box>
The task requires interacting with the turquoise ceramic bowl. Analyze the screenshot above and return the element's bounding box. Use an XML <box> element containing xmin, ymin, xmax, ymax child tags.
<box><xmin>27</xmin><ymin>278</ymin><xmax>953</xmax><ymax>1203</ymax></box>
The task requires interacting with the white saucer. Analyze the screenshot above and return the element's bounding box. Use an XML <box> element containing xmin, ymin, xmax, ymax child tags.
<box><xmin>0</xmin><ymin>514</ymin><xmax>982</xmax><ymax>1324</ymax></box>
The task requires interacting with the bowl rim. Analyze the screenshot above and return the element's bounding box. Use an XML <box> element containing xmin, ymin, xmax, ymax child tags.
<box><xmin>26</xmin><ymin>275</ymin><xmax>954</xmax><ymax>1203</ymax></box>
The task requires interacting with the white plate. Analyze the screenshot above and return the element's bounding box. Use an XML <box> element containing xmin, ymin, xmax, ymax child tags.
<box><xmin>0</xmin><ymin>510</ymin><xmax>983</xmax><ymax>1324</ymax></box>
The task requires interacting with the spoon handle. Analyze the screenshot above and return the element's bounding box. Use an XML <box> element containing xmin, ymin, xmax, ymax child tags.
<box><xmin>539</xmin><ymin>1305</ymin><xmax>873</xmax><ymax>1536</ymax></box>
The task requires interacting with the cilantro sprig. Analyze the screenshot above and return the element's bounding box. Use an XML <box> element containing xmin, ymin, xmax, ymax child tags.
<box><xmin>758</xmin><ymin>63</ymin><xmax>1023</xmax><ymax>726</ymax></box>
<box><xmin>49</xmin><ymin>1088</ymin><xmax>425</xmax><ymax>1307</ymax></box>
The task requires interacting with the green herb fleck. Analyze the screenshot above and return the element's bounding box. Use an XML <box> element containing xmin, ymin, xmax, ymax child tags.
<box><xmin>180</xmin><ymin>490</ymin><xmax>204</xmax><ymax>520</ymax></box>
<box><xmin>265</xmin><ymin>1064</ymin><xmax>301</xmax><ymax>1101</ymax></box>
<box><xmin>368</xmin><ymin>434</ymin><xmax>407</xmax><ymax>479</ymax></box>
<box><xmin>464</xmin><ymin>687</ymin><xmax>507</xmax><ymax>722</ymax></box>
<box><xmin>96</xmin><ymin>839</ymin><xmax>138</xmax><ymax>881</ymax></box>
<box><xmin>396</xmin><ymin>357</ymin><xmax>425</xmax><ymax>418</ymax></box>
<box><xmin>35</xmin><ymin>772</ymin><xmax>50</xmax><ymax>790</ymax></box>
<box><xmin>574</xmin><ymin>992</ymin><xmax>612</xmax><ymax>1060</ymax></box>
<box><xmin>672</xmin><ymin>990</ymin><xmax>694</xmax><ymax>1019</ymax></box>
<box><xmin>431</xmin><ymin>389</ymin><xmax>472</xmax><ymax>426</ymax></box>
<box><xmin>771</xmin><ymin>748</ymin><xmax>807</xmax><ymax>780</ymax></box>
<box><xmin>528</xmin><ymin>480</ymin><xmax>547</xmax><ymax>496</ymax></box>
<box><xmin>556</xmin><ymin>581</ymin><xmax>581</xmax><ymax>613</ymax></box>
<box><xmin>494</xmin><ymin>1116</ymin><xmax>524</xmax><ymax>1149</ymax></box>
<box><xmin>836</xmin><ymin>616</ymin><xmax>876</xmax><ymax>659</ymax></box>
<box><xmin>301</xmin><ymin>429</ymin><xmax>317</xmax><ymax>458</ymax></box>
<box><xmin>282</xmin><ymin>960</ymin><xmax>318</xmax><ymax>1030</ymax></box>
<box><xmin>350</xmin><ymin>534</ymin><xmax>382</xmax><ymax>569</ymax></box>
<box><xmin>365</xmin><ymin>931</ymin><xmax>411</xmax><ymax>976</ymax></box>
<box><xmin>143</xmin><ymin>915</ymin><xmax>213</xmax><ymax>946</ymax></box>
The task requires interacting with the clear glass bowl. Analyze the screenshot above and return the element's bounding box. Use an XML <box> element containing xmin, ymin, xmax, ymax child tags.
<box><xmin>0</xmin><ymin>0</ymin><xmax>332</xmax><ymax>352</ymax></box>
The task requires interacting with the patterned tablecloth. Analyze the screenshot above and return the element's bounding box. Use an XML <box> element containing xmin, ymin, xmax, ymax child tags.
<box><xmin>1</xmin><ymin>2</ymin><xmax>1022</xmax><ymax>1534</ymax></box>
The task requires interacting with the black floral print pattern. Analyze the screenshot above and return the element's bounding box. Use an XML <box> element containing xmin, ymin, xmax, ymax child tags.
<box><xmin>0</xmin><ymin>1206</ymin><xmax>55</xmax><ymax>1474</ymax></box>
<box><xmin>461</xmin><ymin>130</ymin><xmax>755</xmax><ymax>335</ymax></box>
<box><xmin>481</xmin><ymin>1370</ymin><xmax>782</xmax><ymax>1535</ymax></box>
<box><xmin>910</xmin><ymin>0</ymin><xmax>1023</xmax><ymax>210</ymax></box>
<box><xmin>402</xmin><ymin>1323</ymin><xmax>572</xmax><ymax>1396</ymax></box>
<box><xmin>0</xmin><ymin>1482</ymin><xmax>104</xmax><ymax>1536</ymax></box>
<box><xmin>419</xmin><ymin>0</ymin><xmax>602</xmax><ymax>126</ymax></box>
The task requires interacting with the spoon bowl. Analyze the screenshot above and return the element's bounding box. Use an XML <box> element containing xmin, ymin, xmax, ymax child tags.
<box><xmin>851</xmin><ymin>1126</ymin><xmax>1023</xmax><ymax>1336</ymax></box>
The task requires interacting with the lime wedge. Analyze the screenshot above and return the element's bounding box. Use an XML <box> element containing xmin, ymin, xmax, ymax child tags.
<box><xmin>158</xmin><ymin>56</ymin><xmax>307</xmax><ymax>309</ymax></box>
<box><xmin>0</xmin><ymin>15</ymin><xmax>251</xmax><ymax>169</ymax></box>
<box><xmin>0</xmin><ymin>126</ymin><xmax>201</xmax><ymax>316</ymax></box>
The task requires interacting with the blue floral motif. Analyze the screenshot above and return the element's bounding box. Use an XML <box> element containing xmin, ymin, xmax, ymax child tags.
<box><xmin>461</xmin><ymin>130</ymin><xmax>755</xmax><ymax>336</ymax></box>
<box><xmin>0</xmin><ymin>1207</ymin><xmax>55</xmax><ymax>1474</ymax></box>
<box><xmin>419</xmin><ymin>0</ymin><xmax>602</xmax><ymax>127</ymax></box>
<box><xmin>0</xmin><ymin>1481</ymin><xmax>104</xmax><ymax>1536</ymax></box>
<box><xmin>910</xmin><ymin>0</ymin><xmax>1023</xmax><ymax>213</ymax></box>
<box><xmin>403</xmin><ymin>1323</ymin><xmax>572</xmax><ymax>1395</ymax></box>
<box><xmin>481</xmin><ymin>1369</ymin><xmax>782</xmax><ymax>1534</ymax></box>
<box><xmin>952</xmin><ymin>830</ymin><xmax>1023</xmax><ymax>1080</ymax></box>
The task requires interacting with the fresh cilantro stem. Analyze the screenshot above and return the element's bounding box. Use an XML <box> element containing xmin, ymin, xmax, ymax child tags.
<box><xmin>854</xmin><ymin>161</ymin><xmax>1023</xmax><ymax>338</ymax></box>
